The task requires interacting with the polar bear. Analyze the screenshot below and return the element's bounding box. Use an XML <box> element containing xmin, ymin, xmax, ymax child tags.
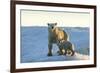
<box><xmin>47</xmin><ymin>23</ymin><xmax>69</xmax><ymax>56</ymax></box>
<box><xmin>57</xmin><ymin>41</ymin><xmax>75</xmax><ymax>56</ymax></box>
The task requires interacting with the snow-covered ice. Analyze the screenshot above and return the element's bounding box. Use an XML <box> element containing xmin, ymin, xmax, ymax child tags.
<box><xmin>21</xmin><ymin>27</ymin><xmax>89</xmax><ymax>63</ymax></box>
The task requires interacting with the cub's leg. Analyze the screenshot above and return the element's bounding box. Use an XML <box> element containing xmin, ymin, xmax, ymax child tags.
<box><xmin>65</xmin><ymin>43</ymin><xmax>75</xmax><ymax>56</ymax></box>
<box><xmin>65</xmin><ymin>49</ymin><xmax>75</xmax><ymax>56</ymax></box>
<box><xmin>57</xmin><ymin>44</ymin><xmax>63</xmax><ymax>55</ymax></box>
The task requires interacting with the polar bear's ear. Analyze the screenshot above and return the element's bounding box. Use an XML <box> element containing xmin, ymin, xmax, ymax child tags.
<box><xmin>55</xmin><ymin>23</ymin><xmax>57</xmax><ymax>26</ymax></box>
<box><xmin>48</xmin><ymin>23</ymin><xmax>50</xmax><ymax>26</ymax></box>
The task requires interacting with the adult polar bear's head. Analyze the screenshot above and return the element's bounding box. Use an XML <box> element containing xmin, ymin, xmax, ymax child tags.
<box><xmin>48</xmin><ymin>23</ymin><xmax>57</xmax><ymax>33</ymax></box>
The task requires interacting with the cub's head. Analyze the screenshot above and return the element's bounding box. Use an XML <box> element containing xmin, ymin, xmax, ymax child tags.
<box><xmin>48</xmin><ymin>23</ymin><xmax>57</xmax><ymax>31</ymax></box>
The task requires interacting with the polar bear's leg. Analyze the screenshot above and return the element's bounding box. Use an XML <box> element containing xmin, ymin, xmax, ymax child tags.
<box><xmin>47</xmin><ymin>43</ymin><xmax>53</xmax><ymax>56</ymax></box>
